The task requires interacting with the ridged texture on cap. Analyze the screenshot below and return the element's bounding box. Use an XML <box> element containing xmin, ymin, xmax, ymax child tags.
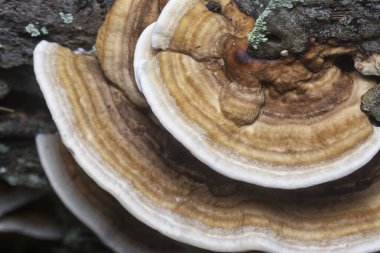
<box><xmin>138</xmin><ymin>0</ymin><xmax>380</xmax><ymax>188</ymax></box>
<box><xmin>96</xmin><ymin>0</ymin><xmax>166</xmax><ymax>107</ymax></box>
<box><xmin>33</xmin><ymin>40</ymin><xmax>380</xmax><ymax>252</ymax></box>
<box><xmin>36</xmin><ymin>134</ymin><xmax>186</xmax><ymax>253</ymax></box>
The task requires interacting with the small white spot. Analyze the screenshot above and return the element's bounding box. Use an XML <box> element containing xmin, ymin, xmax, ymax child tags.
<box><xmin>0</xmin><ymin>167</ymin><xmax>7</xmax><ymax>174</ymax></box>
<box><xmin>0</xmin><ymin>144</ymin><xmax>9</xmax><ymax>154</ymax></box>
<box><xmin>74</xmin><ymin>47</ymin><xmax>86</xmax><ymax>54</ymax></box>
<box><xmin>280</xmin><ymin>50</ymin><xmax>289</xmax><ymax>57</ymax></box>
<box><xmin>28</xmin><ymin>175</ymin><xmax>41</xmax><ymax>184</ymax></box>
<box><xmin>7</xmin><ymin>176</ymin><xmax>19</xmax><ymax>185</ymax></box>
<box><xmin>40</xmin><ymin>26</ymin><xmax>49</xmax><ymax>35</ymax></box>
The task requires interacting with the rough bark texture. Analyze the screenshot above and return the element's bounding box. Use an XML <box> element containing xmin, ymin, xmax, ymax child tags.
<box><xmin>231</xmin><ymin>0</ymin><xmax>271</xmax><ymax>19</ymax></box>
<box><xmin>361</xmin><ymin>82</ymin><xmax>380</xmax><ymax>124</ymax></box>
<box><xmin>0</xmin><ymin>89</ymin><xmax>56</xmax><ymax>138</ymax></box>
<box><xmin>0</xmin><ymin>66</ymin><xmax>43</xmax><ymax>97</ymax></box>
<box><xmin>234</xmin><ymin>0</ymin><xmax>380</xmax><ymax>59</ymax></box>
<box><xmin>0</xmin><ymin>0</ymin><xmax>113</xmax><ymax>68</ymax></box>
<box><xmin>0</xmin><ymin>139</ymin><xmax>49</xmax><ymax>189</ymax></box>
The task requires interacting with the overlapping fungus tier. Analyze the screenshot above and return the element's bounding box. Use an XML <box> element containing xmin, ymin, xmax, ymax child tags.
<box><xmin>35</xmin><ymin>41</ymin><xmax>380</xmax><ymax>252</ymax></box>
<box><xmin>96</xmin><ymin>0</ymin><xmax>168</xmax><ymax>107</ymax></box>
<box><xmin>33</xmin><ymin>0</ymin><xmax>380</xmax><ymax>251</ymax></box>
<box><xmin>36</xmin><ymin>134</ymin><xmax>185</xmax><ymax>253</ymax></box>
<box><xmin>141</xmin><ymin>0</ymin><xmax>378</xmax><ymax>173</ymax></box>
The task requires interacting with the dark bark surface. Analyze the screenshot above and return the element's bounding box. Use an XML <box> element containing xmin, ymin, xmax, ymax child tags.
<box><xmin>232</xmin><ymin>0</ymin><xmax>271</xmax><ymax>18</ymax></box>
<box><xmin>0</xmin><ymin>89</ymin><xmax>55</xmax><ymax>138</ymax></box>
<box><xmin>361</xmin><ymin>81</ymin><xmax>380</xmax><ymax>124</ymax></box>
<box><xmin>234</xmin><ymin>0</ymin><xmax>380</xmax><ymax>59</ymax></box>
<box><xmin>0</xmin><ymin>139</ymin><xmax>49</xmax><ymax>189</ymax></box>
<box><xmin>0</xmin><ymin>0</ymin><xmax>113</xmax><ymax>68</ymax></box>
<box><xmin>0</xmin><ymin>66</ymin><xmax>43</xmax><ymax>97</ymax></box>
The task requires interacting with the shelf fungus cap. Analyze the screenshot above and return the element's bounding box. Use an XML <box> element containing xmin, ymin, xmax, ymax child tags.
<box><xmin>134</xmin><ymin>23</ymin><xmax>158</xmax><ymax>92</ymax></box>
<box><xmin>34</xmin><ymin>39</ymin><xmax>380</xmax><ymax>253</ymax></box>
<box><xmin>96</xmin><ymin>0</ymin><xmax>167</xmax><ymax>107</ymax></box>
<box><xmin>36</xmin><ymin>134</ymin><xmax>184</xmax><ymax>253</ymax></box>
<box><xmin>137</xmin><ymin>0</ymin><xmax>380</xmax><ymax>189</ymax></box>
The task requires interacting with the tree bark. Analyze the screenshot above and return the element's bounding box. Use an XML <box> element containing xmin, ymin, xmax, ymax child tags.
<box><xmin>234</xmin><ymin>0</ymin><xmax>380</xmax><ymax>59</ymax></box>
<box><xmin>0</xmin><ymin>0</ymin><xmax>114</xmax><ymax>68</ymax></box>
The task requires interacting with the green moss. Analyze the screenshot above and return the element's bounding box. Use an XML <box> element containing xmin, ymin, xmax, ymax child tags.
<box><xmin>25</xmin><ymin>24</ymin><xmax>49</xmax><ymax>37</ymax></box>
<box><xmin>89</xmin><ymin>45</ymin><xmax>97</xmax><ymax>56</ymax></box>
<box><xmin>59</xmin><ymin>12</ymin><xmax>74</xmax><ymax>24</ymax></box>
<box><xmin>25</xmin><ymin>23</ymin><xmax>41</xmax><ymax>37</ymax></box>
<box><xmin>248</xmin><ymin>0</ymin><xmax>304</xmax><ymax>49</ymax></box>
<box><xmin>40</xmin><ymin>26</ymin><xmax>49</xmax><ymax>35</ymax></box>
<box><xmin>0</xmin><ymin>144</ymin><xmax>10</xmax><ymax>154</ymax></box>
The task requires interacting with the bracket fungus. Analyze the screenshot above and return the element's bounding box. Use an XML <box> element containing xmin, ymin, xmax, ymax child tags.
<box><xmin>96</xmin><ymin>0</ymin><xmax>168</xmax><ymax>107</ymax></box>
<box><xmin>36</xmin><ymin>133</ymin><xmax>189</xmax><ymax>253</ymax></box>
<box><xmin>32</xmin><ymin>0</ymin><xmax>380</xmax><ymax>252</ymax></box>
<box><xmin>135</xmin><ymin>0</ymin><xmax>380</xmax><ymax>188</ymax></box>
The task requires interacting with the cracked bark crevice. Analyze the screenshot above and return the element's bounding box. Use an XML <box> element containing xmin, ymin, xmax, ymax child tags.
<box><xmin>233</xmin><ymin>0</ymin><xmax>380</xmax><ymax>59</ymax></box>
<box><xmin>0</xmin><ymin>0</ymin><xmax>114</xmax><ymax>68</ymax></box>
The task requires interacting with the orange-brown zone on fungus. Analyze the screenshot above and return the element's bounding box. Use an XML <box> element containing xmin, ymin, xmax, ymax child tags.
<box><xmin>186</xmin><ymin>2</ymin><xmax>361</xmax><ymax>126</ymax></box>
<box><xmin>153</xmin><ymin>51</ymin><xmax>373</xmax><ymax>165</ymax></box>
<box><xmin>222</xmin><ymin>37</ymin><xmax>358</xmax><ymax>122</ymax></box>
